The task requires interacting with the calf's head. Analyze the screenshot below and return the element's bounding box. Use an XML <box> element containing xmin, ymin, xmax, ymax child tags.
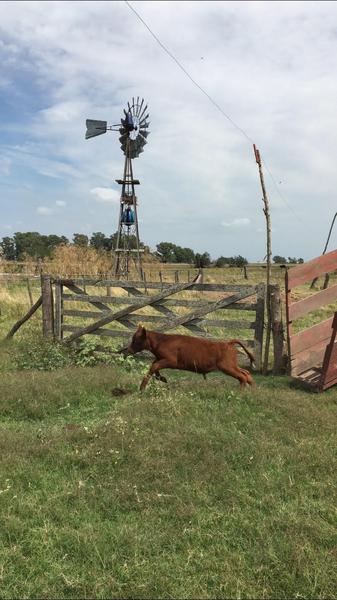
<box><xmin>127</xmin><ymin>324</ymin><xmax>147</xmax><ymax>354</ymax></box>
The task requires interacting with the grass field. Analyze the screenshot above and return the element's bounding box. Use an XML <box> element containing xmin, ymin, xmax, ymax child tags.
<box><xmin>0</xmin><ymin>270</ymin><xmax>337</xmax><ymax>599</ymax></box>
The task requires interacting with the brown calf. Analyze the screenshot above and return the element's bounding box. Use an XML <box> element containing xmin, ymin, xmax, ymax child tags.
<box><xmin>127</xmin><ymin>325</ymin><xmax>255</xmax><ymax>390</ymax></box>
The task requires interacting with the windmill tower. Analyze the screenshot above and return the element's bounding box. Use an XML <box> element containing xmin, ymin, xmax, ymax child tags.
<box><xmin>85</xmin><ymin>98</ymin><xmax>150</xmax><ymax>279</ymax></box>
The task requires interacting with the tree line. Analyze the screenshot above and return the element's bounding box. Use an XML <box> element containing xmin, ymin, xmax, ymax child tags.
<box><xmin>0</xmin><ymin>231</ymin><xmax>304</xmax><ymax>267</ymax></box>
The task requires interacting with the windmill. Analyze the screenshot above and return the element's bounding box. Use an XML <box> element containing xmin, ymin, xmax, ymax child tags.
<box><xmin>85</xmin><ymin>97</ymin><xmax>150</xmax><ymax>279</ymax></box>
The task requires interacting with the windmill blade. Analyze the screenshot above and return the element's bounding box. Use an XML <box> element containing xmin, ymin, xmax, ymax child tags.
<box><xmin>85</xmin><ymin>119</ymin><xmax>107</xmax><ymax>139</ymax></box>
<box><xmin>139</xmin><ymin>118</ymin><xmax>150</xmax><ymax>129</ymax></box>
<box><xmin>136</xmin><ymin>97</ymin><xmax>144</xmax><ymax>118</ymax></box>
<box><xmin>139</xmin><ymin>103</ymin><xmax>148</xmax><ymax>122</ymax></box>
<box><xmin>139</xmin><ymin>121</ymin><xmax>150</xmax><ymax>130</ymax></box>
<box><xmin>138</xmin><ymin>133</ymin><xmax>148</xmax><ymax>145</ymax></box>
<box><xmin>139</xmin><ymin>129</ymin><xmax>149</xmax><ymax>138</ymax></box>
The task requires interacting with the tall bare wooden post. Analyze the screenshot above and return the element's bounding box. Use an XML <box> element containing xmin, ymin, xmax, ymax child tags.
<box><xmin>253</xmin><ymin>144</ymin><xmax>272</xmax><ymax>374</ymax></box>
<box><xmin>41</xmin><ymin>275</ymin><xmax>54</xmax><ymax>339</ymax></box>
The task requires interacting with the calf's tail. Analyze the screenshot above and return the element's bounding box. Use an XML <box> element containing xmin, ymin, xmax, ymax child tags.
<box><xmin>228</xmin><ymin>339</ymin><xmax>255</xmax><ymax>365</ymax></box>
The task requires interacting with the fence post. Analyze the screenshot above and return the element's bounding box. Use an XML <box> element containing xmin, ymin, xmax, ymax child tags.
<box><xmin>41</xmin><ymin>275</ymin><xmax>54</xmax><ymax>339</ymax></box>
<box><xmin>254</xmin><ymin>283</ymin><xmax>265</xmax><ymax>373</ymax></box>
<box><xmin>54</xmin><ymin>278</ymin><xmax>63</xmax><ymax>341</ymax></box>
<box><xmin>270</xmin><ymin>285</ymin><xmax>286</xmax><ymax>374</ymax></box>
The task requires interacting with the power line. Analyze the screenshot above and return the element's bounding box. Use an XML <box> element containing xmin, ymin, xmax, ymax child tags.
<box><xmin>125</xmin><ymin>0</ymin><xmax>301</xmax><ymax>221</ymax></box>
<box><xmin>125</xmin><ymin>0</ymin><xmax>253</xmax><ymax>144</ymax></box>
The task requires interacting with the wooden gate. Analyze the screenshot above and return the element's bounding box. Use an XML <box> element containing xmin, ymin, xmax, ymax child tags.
<box><xmin>285</xmin><ymin>248</ymin><xmax>337</xmax><ymax>391</ymax></box>
<box><xmin>52</xmin><ymin>277</ymin><xmax>266</xmax><ymax>371</ymax></box>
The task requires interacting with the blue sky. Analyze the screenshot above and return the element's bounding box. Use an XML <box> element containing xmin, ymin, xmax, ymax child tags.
<box><xmin>1</xmin><ymin>0</ymin><xmax>337</xmax><ymax>260</ymax></box>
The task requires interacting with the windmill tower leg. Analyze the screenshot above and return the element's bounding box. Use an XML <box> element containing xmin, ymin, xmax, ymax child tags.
<box><xmin>114</xmin><ymin>149</ymin><xmax>143</xmax><ymax>280</ymax></box>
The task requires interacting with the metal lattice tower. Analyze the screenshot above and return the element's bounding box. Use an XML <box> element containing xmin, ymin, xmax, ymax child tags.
<box><xmin>85</xmin><ymin>97</ymin><xmax>150</xmax><ymax>280</ymax></box>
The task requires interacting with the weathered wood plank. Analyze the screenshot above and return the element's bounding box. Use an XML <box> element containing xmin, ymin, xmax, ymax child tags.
<box><xmin>270</xmin><ymin>285</ymin><xmax>285</xmax><ymax>374</ymax></box>
<box><xmin>320</xmin><ymin>313</ymin><xmax>337</xmax><ymax>388</ymax></box>
<box><xmin>41</xmin><ymin>275</ymin><xmax>54</xmax><ymax>339</ymax></box>
<box><xmin>288</xmin><ymin>284</ymin><xmax>337</xmax><ymax>321</ymax></box>
<box><xmin>63</xmin><ymin>309</ymin><xmax>111</xmax><ymax>318</ymax></box>
<box><xmin>286</xmin><ymin>248</ymin><xmax>337</xmax><ymax>288</ymax></box>
<box><xmin>62</xmin><ymin>294</ymin><xmax>257</xmax><ymax>310</ymax></box>
<box><xmin>60</xmin><ymin>278</ymin><xmax>257</xmax><ymax>293</ymax></box>
<box><xmin>63</xmin><ymin>279</ymin><xmax>202</xmax><ymax>344</ymax></box>
<box><xmin>5</xmin><ymin>296</ymin><xmax>42</xmax><ymax>339</ymax></box>
<box><xmin>154</xmin><ymin>289</ymin><xmax>258</xmax><ymax>334</ymax></box>
<box><xmin>62</xmin><ymin>310</ymin><xmax>255</xmax><ymax>329</ymax></box>
<box><xmin>62</xmin><ymin>324</ymin><xmax>254</xmax><ymax>346</ymax></box>
<box><xmin>290</xmin><ymin>317</ymin><xmax>334</xmax><ymax>355</ymax></box>
<box><xmin>291</xmin><ymin>340</ymin><xmax>329</xmax><ymax>377</ymax></box>
<box><xmin>253</xmin><ymin>284</ymin><xmax>265</xmax><ymax>372</ymax></box>
<box><xmin>63</xmin><ymin>283</ymin><xmax>112</xmax><ymax>313</ymax></box>
<box><xmin>54</xmin><ymin>280</ymin><xmax>63</xmax><ymax>341</ymax></box>
<box><xmin>62</xmin><ymin>325</ymin><xmax>131</xmax><ymax>338</ymax></box>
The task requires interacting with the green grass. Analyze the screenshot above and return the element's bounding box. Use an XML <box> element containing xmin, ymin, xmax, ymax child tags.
<box><xmin>0</xmin><ymin>275</ymin><xmax>337</xmax><ymax>598</ymax></box>
<box><xmin>0</xmin><ymin>353</ymin><xmax>336</xmax><ymax>599</ymax></box>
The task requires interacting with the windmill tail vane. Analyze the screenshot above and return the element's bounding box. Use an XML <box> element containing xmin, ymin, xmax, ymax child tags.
<box><xmin>85</xmin><ymin>98</ymin><xmax>150</xmax><ymax>279</ymax></box>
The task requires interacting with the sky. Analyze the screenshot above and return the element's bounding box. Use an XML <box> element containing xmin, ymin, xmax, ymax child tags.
<box><xmin>1</xmin><ymin>0</ymin><xmax>337</xmax><ymax>261</ymax></box>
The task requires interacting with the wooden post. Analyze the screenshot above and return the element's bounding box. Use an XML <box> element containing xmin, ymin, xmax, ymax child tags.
<box><xmin>254</xmin><ymin>144</ymin><xmax>272</xmax><ymax>374</ymax></box>
<box><xmin>159</xmin><ymin>271</ymin><xmax>163</xmax><ymax>290</ymax></box>
<box><xmin>254</xmin><ymin>284</ymin><xmax>265</xmax><ymax>373</ymax></box>
<box><xmin>26</xmin><ymin>278</ymin><xmax>33</xmax><ymax>307</ymax></box>
<box><xmin>54</xmin><ymin>279</ymin><xmax>63</xmax><ymax>341</ymax></box>
<box><xmin>41</xmin><ymin>275</ymin><xmax>54</xmax><ymax>339</ymax></box>
<box><xmin>143</xmin><ymin>272</ymin><xmax>148</xmax><ymax>295</ymax></box>
<box><xmin>107</xmin><ymin>286</ymin><xmax>112</xmax><ymax>296</ymax></box>
<box><xmin>175</xmin><ymin>270</ymin><xmax>179</xmax><ymax>284</ymax></box>
<box><xmin>270</xmin><ymin>285</ymin><xmax>286</xmax><ymax>374</ymax></box>
<box><xmin>6</xmin><ymin>296</ymin><xmax>42</xmax><ymax>339</ymax></box>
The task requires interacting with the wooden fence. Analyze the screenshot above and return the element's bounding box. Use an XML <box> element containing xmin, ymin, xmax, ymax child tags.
<box><xmin>286</xmin><ymin>248</ymin><xmax>337</xmax><ymax>391</ymax></box>
<box><xmin>4</xmin><ymin>275</ymin><xmax>287</xmax><ymax>374</ymax></box>
<box><xmin>44</xmin><ymin>276</ymin><xmax>265</xmax><ymax>371</ymax></box>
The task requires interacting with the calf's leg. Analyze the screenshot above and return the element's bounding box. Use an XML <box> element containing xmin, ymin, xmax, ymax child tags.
<box><xmin>154</xmin><ymin>371</ymin><xmax>168</xmax><ymax>383</ymax></box>
<box><xmin>218</xmin><ymin>363</ymin><xmax>251</xmax><ymax>389</ymax></box>
<box><xmin>140</xmin><ymin>359</ymin><xmax>172</xmax><ymax>391</ymax></box>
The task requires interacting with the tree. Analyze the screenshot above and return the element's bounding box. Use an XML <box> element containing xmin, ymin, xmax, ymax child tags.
<box><xmin>90</xmin><ymin>232</ymin><xmax>109</xmax><ymax>251</ymax></box>
<box><xmin>14</xmin><ymin>232</ymin><xmax>48</xmax><ymax>259</ymax></box>
<box><xmin>195</xmin><ymin>252</ymin><xmax>211</xmax><ymax>268</ymax></box>
<box><xmin>45</xmin><ymin>235</ymin><xmax>68</xmax><ymax>254</ymax></box>
<box><xmin>156</xmin><ymin>242</ymin><xmax>177</xmax><ymax>263</ymax></box>
<box><xmin>0</xmin><ymin>237</ymin><xmax>16</xmax><ymax>260</ymax></box>
<box><xmin>273</xmin><ymin>255</ymin><xmax>287</xmax><ymax>264</ymax></box>
<box><xmin>73</xmin><ymin>233</ymin><xmax>89</xmax><ymax>247</ymax></box>
<box><xmin>174</xmin><ymin>246</ymin><xmax>195</xmax><ymax>264</ymax></box>
<box><xmin>231</xmin><ymin>255</ymin><xmax>248</xmax><ymax>268</ymax></box>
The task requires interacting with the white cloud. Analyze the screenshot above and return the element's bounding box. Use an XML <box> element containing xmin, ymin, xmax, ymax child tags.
<box><xmin>90</xmin><ymin>187</ymin><xmax>120</xmax><ymax>204</ymax></box>
<box><xmin>0</xmin><ymin>157</ymin><xmax>11</xmax><ymax>176</ymax></box>
<box><xmin>1</xmin><ymin>1</ymin><xmax>337</xmax><ymax>259</ymax></box>
<box><xmin>221</xmin><ymin>218</ymin><xmax>250</xmax><ymax>228</ymax></box>
<box><xmin>36</xmin><ymin>206</ymin><xmax>54</xmax><ymax>216</ymax></box>
<box><xmin>55</xmin><ymin>200</ymin><xmax>66</xmax><ymax>206</ymax></box>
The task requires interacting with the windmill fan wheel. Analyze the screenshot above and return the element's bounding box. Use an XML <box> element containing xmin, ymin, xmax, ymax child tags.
<box><xmin>119</xmin><ymin>97</ymin><xmax>150</xmax><ymax>159</ymax></box>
